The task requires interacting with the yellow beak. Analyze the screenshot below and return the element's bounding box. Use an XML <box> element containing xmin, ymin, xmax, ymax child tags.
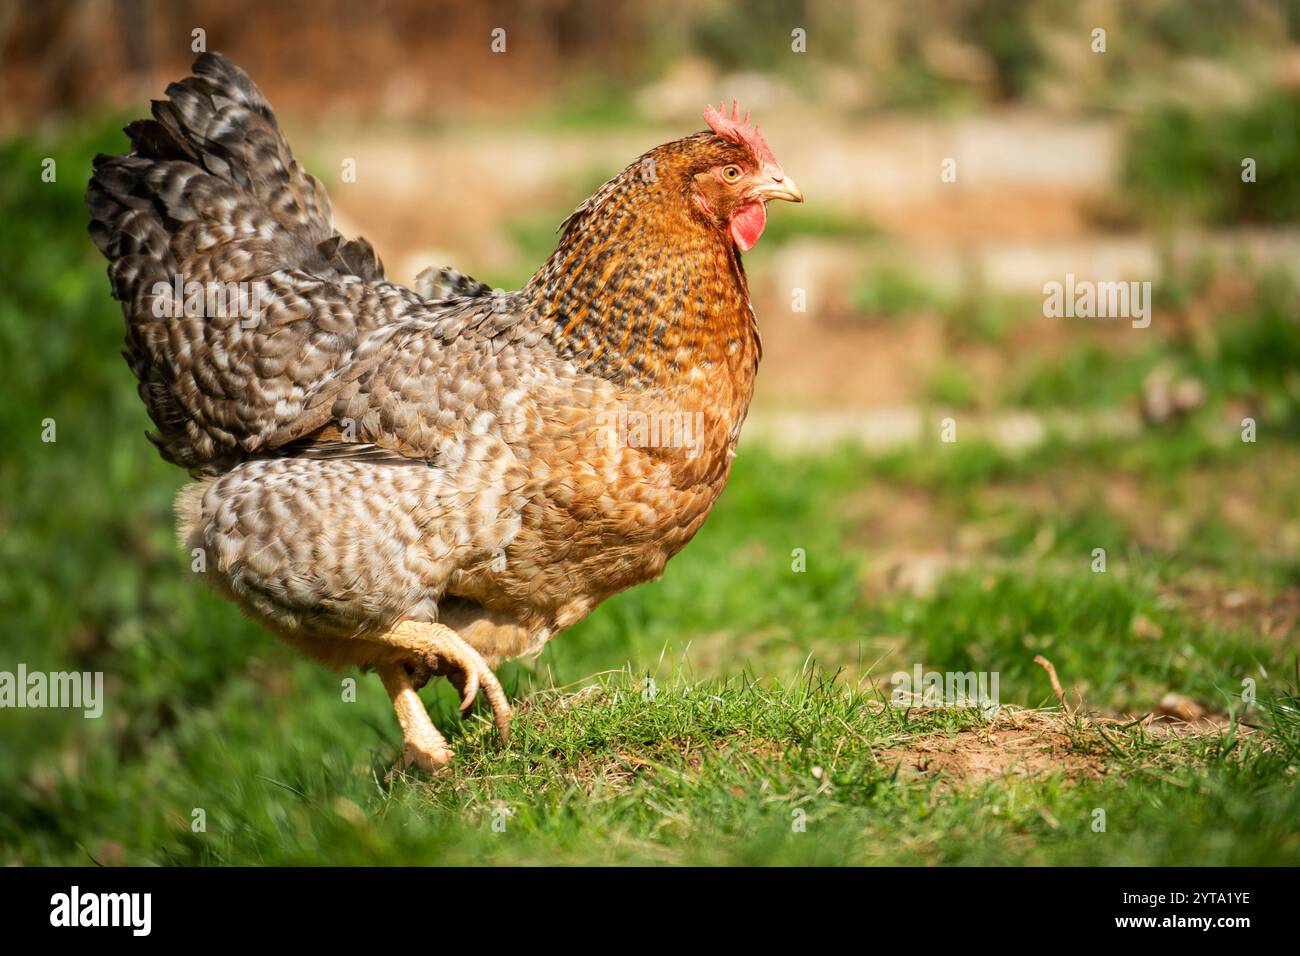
<box><xmin>757</xmin><ymin>172</ymin><xmax>803</xmax><ymax>204</ymax></box>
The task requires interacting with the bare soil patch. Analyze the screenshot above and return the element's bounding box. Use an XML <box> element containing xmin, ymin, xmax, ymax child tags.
<box><xmin>877</xmin><ymin>707</ymin><xmax>1108</xmax><ymax>785</ymax></box>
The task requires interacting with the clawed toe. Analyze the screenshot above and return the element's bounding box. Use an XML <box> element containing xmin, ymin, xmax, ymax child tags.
<box><xmin>449</xmin><ymin>664</ymin><xmax>480</xmax><ymax>713</ymax></box>
<box><xmin>403</xmin><ymin>739</ymin><xmax>453</xmax><ymax>774</ymax></box>
<box><xmin>438</xmin><ymin>638</ymin><xmax>513</xmax><ymax>744</ymax></box>
<box><xmin>375</xmin><ymin>623</ymin><xmax>514</xmax><ymax>771</ymax></box>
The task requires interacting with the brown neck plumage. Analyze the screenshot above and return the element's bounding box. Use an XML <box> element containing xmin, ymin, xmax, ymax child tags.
<box><xmin>523</xmin><ymin>150</ymin><xmax>761</xmax><ymax>398</ymax></box>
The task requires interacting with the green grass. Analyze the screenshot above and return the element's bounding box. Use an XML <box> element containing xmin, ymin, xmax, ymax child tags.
<box><xmin>1</xmin><ymin>119</ymin><xmax>1298</xmax><ymax>866</ymax></box>
<box><xmin>5</xmin><ymin>664</ymin><xmax>1297</xmax><ymax>865</ymax></box>
<box><xmin>1124</xmin><ymin>92</ymin><xmax>1300</xmax><ymax>226</ymax></box>
<box><xmin>852</xmin><ymin>265</ymin><xmax>947</xmax><ymax>319</ymax></box>
<box><xmin>1011</xmin><ymin>280</ymin><xmax>1300</xmax><ymax>436</ymax></box>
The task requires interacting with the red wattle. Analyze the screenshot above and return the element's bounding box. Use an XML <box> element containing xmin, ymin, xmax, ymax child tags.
<box><xmin>729</xmin><ymin>201</ymin><xmax>767</xmax><ymax>251</ymax></box>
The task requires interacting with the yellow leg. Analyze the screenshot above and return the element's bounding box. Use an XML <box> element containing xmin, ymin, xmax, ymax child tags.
<box><xmin>377</xmin><ymin>663</ymin><xmax>454</xmax><ymax>772</ymax></box>
<box><xmin>369</xmin><ymin>621</ymin><xmax>512</xmax><ymax>772</ymax></box>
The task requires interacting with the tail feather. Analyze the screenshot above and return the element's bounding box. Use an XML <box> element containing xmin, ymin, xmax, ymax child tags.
<box><xmin>87</xmin><ymin>52</ymin><xmax>406</xmax><ymax>472</ymax></box>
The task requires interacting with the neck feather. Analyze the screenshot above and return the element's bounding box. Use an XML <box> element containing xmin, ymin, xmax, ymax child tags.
<box><xmin>523</xmin><ymin>163</ymin><xmax>760</xmax><ymax>392</ymax></box>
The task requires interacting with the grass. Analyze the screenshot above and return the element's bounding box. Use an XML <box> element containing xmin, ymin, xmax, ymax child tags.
<box><xmin>855</xmin><ymin>258</ymin><xmax>1300</xmax><ymax>432</ymax></box>
<box><xmin>1124</xmin><ymin>92</ymin><xmax>1300</xmax><ymax>226</ymax></box>
<box><xmin>1010</xmin><ymin>270</ymin><xmax>1300</xmax><ymax>431</ymax></box>
<box><xmin>852</xmin><ymin>265</ymin><xmax>947</xmax><ymax>319</ymax></box>
<box><xmin>1</xmin><ymin>119</ymin><xmax>1298</xmax><ymax>866</ymax></box>
<box><xmin>6</xmin><ymin>665</ymin><xmax>1298</xmax><ymax>865</ymax></box>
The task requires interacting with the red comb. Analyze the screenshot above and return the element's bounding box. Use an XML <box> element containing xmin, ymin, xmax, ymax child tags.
<box><xmin>703</xmin><ymin>99</ymin><xmax>778</xmax><ymax>168</ymax></box>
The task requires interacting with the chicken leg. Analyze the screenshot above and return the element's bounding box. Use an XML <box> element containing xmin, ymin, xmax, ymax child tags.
<box><xmin>372</xmin><ymin>621</ymin><xmax>513</xmax><ymax>773</ymax></box>
<box><xmin>377</xmin><ymin>663</ymin><xmax>454</xmax><ymax>771</ymax></box>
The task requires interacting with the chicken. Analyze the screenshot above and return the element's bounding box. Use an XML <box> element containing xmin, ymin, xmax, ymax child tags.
<box><xmin>86</xmin><ymin>53</ymin><xmax>802</xmax><ymax>771</ymax></box>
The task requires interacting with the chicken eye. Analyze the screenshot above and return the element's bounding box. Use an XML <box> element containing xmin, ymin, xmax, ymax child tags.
<box><xmin>721</xmin><ymin>164</ymin><xmax>742</xmax><ymax>182</ymax></box>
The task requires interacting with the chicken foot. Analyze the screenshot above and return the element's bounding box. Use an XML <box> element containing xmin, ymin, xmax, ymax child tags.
<box><xmin>372</xmin><ymin>621</ymin><xmax>513</xmax><ymax>773</ymax></box>
<box><xmin>377</xmin><ymin>663</ymin><xmax>454</xmax><ymax>772</ymax></box>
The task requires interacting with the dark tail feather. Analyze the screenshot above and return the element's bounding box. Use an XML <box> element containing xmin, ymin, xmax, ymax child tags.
<box><xmin>85</xmin><ymin>52</ymin><xmax>383</xmax><ymax>468</ymax></box>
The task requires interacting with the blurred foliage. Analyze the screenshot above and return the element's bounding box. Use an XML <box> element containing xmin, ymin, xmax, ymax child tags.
<box><xmin>1008</xmin><ymin>269</ymin><xmax>1300</xmax><ymax>431</ymax></box>
<box><xmin>877</xmin><ymin>0</ymin><xmax>1049</xmax><ymax>110</ymax></box>
<box><xmin>1124</xmin><ymin>93</ymin><xmax>1300</xmax><ymax>225</ymax></box>
<box><xmin>852</xmin><ymin>265</ymin><xmax>946</xmax><ymax>318</ymax></box>
<box><xmin>1189</xmin><ymin>270</ymin><xmax>1300</xmax><ymax>425</ymax></box>
<box><xmin>756</xmin><ymin>205</ymin><xmax>880</xmax><ymax>246</ymax></box>
<box><xmin>963</xmin><ymin>0</ymin><xmax>1046</xmax><ymax>101</ymax></box>
<box><xmin>1148</xmin><ymin>0</ymin><xmax>1281</xmax><ymax>56</ymax></box>
<box><xmin>925</xmin><ymin>359</ymin><xmax>980</xmax><ymax>408</ymax></box>
<box><xmin>684</xmin><ymin>0</ymin><xmax>815</xmax><ymax>72</ymax></box>
<box><xmin>8</xmin><ymin>0</ymin><xmax>1300</xmax><ymax>128</ymax></box>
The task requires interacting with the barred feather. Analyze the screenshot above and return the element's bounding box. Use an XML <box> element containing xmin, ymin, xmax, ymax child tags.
<box><xmin>88</xmin><ymin>53</ymin><xmax>778</xmax><ymax>673</ymax></box>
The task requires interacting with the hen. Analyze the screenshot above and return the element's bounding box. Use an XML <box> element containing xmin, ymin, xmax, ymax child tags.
<box><xmin>86</xmin><ymin>53</ymin><xmax>801</xmax><ymax>771</ymax></box>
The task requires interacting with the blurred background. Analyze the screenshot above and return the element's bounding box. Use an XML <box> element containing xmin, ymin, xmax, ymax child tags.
<box><xmin>9</xmin><ymin>0</ymin><xmax>1300</xmax><ymax>420</ymax></box>
<box><xmin>1</xmin><ymin>0</ymin><xmax>1298</xmax><ymax>864</ymax></box>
